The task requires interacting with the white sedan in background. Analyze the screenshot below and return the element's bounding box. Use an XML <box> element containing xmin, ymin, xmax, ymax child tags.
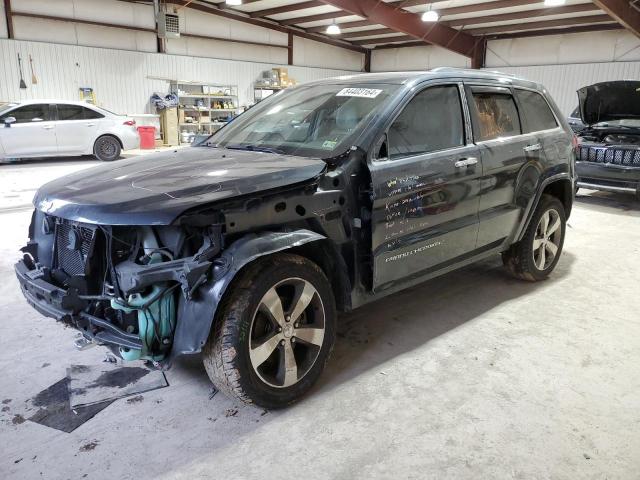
<box><xmin>0</xmin><ymin>100</ymin><xmax>139</xmax><ymax>162</ymax></box>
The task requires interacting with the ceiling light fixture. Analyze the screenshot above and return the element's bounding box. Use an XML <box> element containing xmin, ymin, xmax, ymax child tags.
<box><xmin>421</xmin><ymin>4</ymin><xmax>439</xmax><ymax>22</ymax></box>
<box><xmin>326</xmin><ymin>21</ymin><xmax>341</xmax><ymax>35</ymax></box>
<box><xmin>543</xmin><ymin>0</ymin><xmax>566</xmax><ymax>5</ymax></box>
<box><xmin>226</xmin><ymin>0</ymin><xmax>242</xmax><ymax>6</ymax></box>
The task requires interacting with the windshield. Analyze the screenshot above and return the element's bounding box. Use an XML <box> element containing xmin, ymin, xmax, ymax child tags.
<box><xmin>0</xmin><ymin>102</ymin><xmax>18</xmax><ymax>116</ymax></box>
<box><xmin>205</xmin><ymin>83</ymin><xmax>399</xmax><ymax>158</ymax></box>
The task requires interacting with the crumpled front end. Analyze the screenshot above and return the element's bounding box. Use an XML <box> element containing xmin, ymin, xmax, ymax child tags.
<box><xmin>15</xmin><ymin>208</ymin><xmax>223</xmax><ymax>366</ymax></box>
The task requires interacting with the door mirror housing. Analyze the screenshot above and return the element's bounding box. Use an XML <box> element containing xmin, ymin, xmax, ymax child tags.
<box><xmin>4</xmin><ymin>116</ymin><xmax>16</xmax><ymax>127</ymax></box>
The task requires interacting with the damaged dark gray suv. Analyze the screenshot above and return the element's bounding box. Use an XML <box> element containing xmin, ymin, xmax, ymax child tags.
<box><xmin>16</xmin><ymin>69</ymin><xmax>575</xmax><ymax>408</ymax></box>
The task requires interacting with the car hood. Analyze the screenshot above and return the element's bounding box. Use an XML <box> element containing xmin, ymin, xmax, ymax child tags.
<box><xmin>578</xmin><ymin>80</ymin><xmax>640</xmax><ymax>125</ymax></box>
<box><xmin>33</xmin><ymin>147</ymin><xmax>326</xmax><ymax>225</ymax></box>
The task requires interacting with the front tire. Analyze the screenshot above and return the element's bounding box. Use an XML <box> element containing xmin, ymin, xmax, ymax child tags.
<box><xmin>94</xmin><ymin>135</ymin><xmax>121</xmax><ymax>161</ymax></box>
<box><xmin>202</xmin><ymin>253</ymin><xmax>336</xmax><ymax>409</ymax></box>
<box><xmin>503</xmin><ymin>194</ymin><xmax>566</xmax><ymax>281</ymax></box>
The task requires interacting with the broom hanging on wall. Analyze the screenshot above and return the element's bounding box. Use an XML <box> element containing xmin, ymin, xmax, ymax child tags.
<box><xmin>29</xmin><ymin>55</ymin><xmax>38</xmax><ymax>84</ymax></box>
<box><xmin>17</xmin><ymin>54</ymin><xmax>27</xmax><ymax>89</ymax></box>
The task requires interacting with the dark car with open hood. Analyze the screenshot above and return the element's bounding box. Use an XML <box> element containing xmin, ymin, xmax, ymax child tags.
<box><xmin>15</xmin><ymin>69</ymin><xmax>575</xmax><ymax>408</ymax></box>
<box><xmin>574</xmin><ymin>80</ymin><xmax>640</xmax><ymax>199</ymax></box>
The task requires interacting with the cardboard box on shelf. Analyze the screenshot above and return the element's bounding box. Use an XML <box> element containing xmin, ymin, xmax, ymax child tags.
<box><xmin>272</xmin><ymin>67</ymin><xmax>289</xmax><ymax>86</ymax></box>
<box><xmin>160</xmin><ymin>108</ymin><xmax>179</xmax><ymax>146</ymax></box>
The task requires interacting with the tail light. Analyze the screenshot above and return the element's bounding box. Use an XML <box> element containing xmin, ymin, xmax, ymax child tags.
<box><xmin>123</xmin><ymin>120</ymin><xmax>136</xmax><ymax>126</ymax></box>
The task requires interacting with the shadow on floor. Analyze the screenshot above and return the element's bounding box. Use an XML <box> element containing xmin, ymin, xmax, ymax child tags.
<box><xmin>173</xmin><ymin>251</ymin><xmax>576</xmax><ymax>401</ymax></box>
<box><xmin>575</xmin><ymin>190</ymin><xmax>640</xmax><ymax>214</ymax></box>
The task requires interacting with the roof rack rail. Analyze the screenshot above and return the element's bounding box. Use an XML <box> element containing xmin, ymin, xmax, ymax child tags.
<box><xmin>430</xmin><ymin>66</ymin><xmax>519</xmax><ymax>78</ymax></box>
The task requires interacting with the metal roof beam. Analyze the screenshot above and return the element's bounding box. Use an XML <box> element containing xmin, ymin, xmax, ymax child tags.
<box><xmin>353</xmin><ymin>35</ymin><xmax>416</xmax><ymax>46</ymax></box>
<box><xmin>467</xmin><ymin>14</ymin><xmax>614</xmax><ymax>35</ymax></box>
<box><xmin>318</xmin><ymin>0</ymin><xmax>478</xmax><ymax>57</ymax></box>
<box><xmin>592</xmin><ymin>0</ymin><xmax>640</xmax><ymax>38</ymax></box>
<box><xmin>488</xmin><ymin>23</ymin><xmax>623</xmax><ymax>40</ymax></box>
<box><xmin>250</xmin><ymin>1</ymin><xmax>325</xmax><ymax>18</ymax></box>
<box><xmin>305</xmin><ymin>0</ymin><xmax>545</xmax><ymax>31</ymax></box>
<box><xmin>448</xmin><ymin>4</ymin><xmax>601</xmax><ymax>27</ymax></box>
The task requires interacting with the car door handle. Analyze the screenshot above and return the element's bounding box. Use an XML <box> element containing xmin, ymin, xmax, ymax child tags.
<box><xmin>42</xmin><ymin>125</ymin><xmax>54</xmax><ymax>130</ymax></box>
<box><xmin>86</xmin><ymin>123</ymin><xmax>96</xmax><ymax>127</ymax></box>
<box><xmin>524</xmin><ymin>144</ymin><xmax>541</xmax><ymax>152</ymax></box>
<box><xmin>454</xmin><ymin>157</ymin><xmax>478</xmax><ymax>168</ymax></box>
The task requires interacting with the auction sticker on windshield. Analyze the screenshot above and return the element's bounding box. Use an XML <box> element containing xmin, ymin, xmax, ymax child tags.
<box><xmin>336</xmin><ymin>88</ymin><xmax>382</xmax><ymax>98</ymax></box>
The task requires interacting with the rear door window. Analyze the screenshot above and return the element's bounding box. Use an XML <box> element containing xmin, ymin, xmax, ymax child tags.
<box><xmin>56</xmin><ymin>105</ymin><xmax>104</xmax><ymax>121</ymax></box>
<box><xmin>516</xmin><ymin>89</ymin><xmax>558</xmax><ymax>132</ymax></box>
<box><xmin>2</xmin><ymin>104</ymin><xmax>51</xmax><ymax>123</ymax></box>
<box><xmin>57</xmin><ymin>105</ymin><xmax>85</xmax><ymax>121</ymax></box>
<box><xmin>468</xmin><ymin>89</ymin><xmax>521</xmax><ymax>141</ymax></box>
<box><xmin>388</xmin><ymin>85</ymin><xmax>465</xmax><ymax>159</ymax></box>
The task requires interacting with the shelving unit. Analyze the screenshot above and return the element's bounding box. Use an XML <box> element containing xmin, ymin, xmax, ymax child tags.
<box><xmin>170</xmin><ymin>81</ymin><xmax>239</xmax><ymax>144</ymax></box>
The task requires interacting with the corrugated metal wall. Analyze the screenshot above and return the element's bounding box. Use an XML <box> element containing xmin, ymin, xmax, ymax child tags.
<box><xmin>0</xmin><ymin>39</ymin><xmax>359</xmax><ymax>114</ymax></box>
<box><xmin>3</xmin><ymin>0</ymin><xmax>365</xmax><ymax>71</ymax></box>
<box><xmin>487</xmin><ymin>62</ymin><xmax>640</xmax><ymax>116</ymax></box>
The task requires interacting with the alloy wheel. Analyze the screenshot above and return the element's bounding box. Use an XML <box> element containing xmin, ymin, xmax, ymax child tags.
<box><xmin>249</xmin><ymin>277</ymin><xmax>326</xmax><ymax>388</ymax></box>
<box><xmin>532</xmin><ymin>208</ymin><xmax>561</xmax><ymax>270</ymax></box>
<box><xmin>99</xmin><ymin>139</ymin><xmax>117</xmax><ymax>158</ymax></box>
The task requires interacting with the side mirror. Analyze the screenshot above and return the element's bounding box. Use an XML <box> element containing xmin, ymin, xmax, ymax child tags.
<box><xmin>31</xmin><ymin>117</ymin><xmax>43</xmax><ymax>123</ymax></box>
<box><xmin>4</xmin><ymin>116</ymin><xmax>16</xmax><ymax>127</ymax></box>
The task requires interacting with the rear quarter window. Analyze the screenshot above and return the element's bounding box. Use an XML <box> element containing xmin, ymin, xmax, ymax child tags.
<box><xmin>516</xmin><ymin>89</ymin><xmax>558</xmax><ymax>132</ymax></box>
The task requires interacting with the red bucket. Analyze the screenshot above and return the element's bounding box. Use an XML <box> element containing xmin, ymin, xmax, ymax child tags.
<box><xmin>137</xmin><ymin>126</ymin><xmax>156</xmax><ymax>149</ymax></box>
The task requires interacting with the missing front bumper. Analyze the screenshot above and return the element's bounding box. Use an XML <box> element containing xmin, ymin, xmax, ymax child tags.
<box><xmin>14</xmin><ymin>259</ymin><xmax>143</xmax><ymax>350</ymax></box>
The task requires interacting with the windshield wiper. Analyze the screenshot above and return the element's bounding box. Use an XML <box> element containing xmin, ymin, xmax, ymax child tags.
<box><xmin>225</xmin><ymin>144</ymin><xmax>285</xmax><ymax>155</ymax></box>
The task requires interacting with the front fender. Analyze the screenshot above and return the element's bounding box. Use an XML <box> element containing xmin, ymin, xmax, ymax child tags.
<box><xmin>168</xmin><ymin>229</ymin><xmax>326</xmax><ymax>363</ymax></box>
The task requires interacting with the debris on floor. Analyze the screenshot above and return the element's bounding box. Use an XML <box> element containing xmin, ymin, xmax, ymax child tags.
<box><xmin>26</xmin><ymin>364</ymin><xmax>168</xmax><ymax>433</ymax></box>
<box><xmin>224</xmin><ymin>408</ymin><xmax>239</xmax><ymax>417</ymax></box>
<box><xmin>79</xmin><ymin>440</ymin><xmax>99</xmax><ymax>452</ymax></box>
<box><xmin>68</xmin><ymin>364</ymin><xmax>168</xmax><ymax>408</ymax></box>
<box><xmin>208</xmin><ymin>387</ymin><xmax>218</xmax><ymax>400</ymax></box>
<box><xmin>28</xmin><ymin>378</ymin><xmax>113</xmax><ymax>433</ymax></box>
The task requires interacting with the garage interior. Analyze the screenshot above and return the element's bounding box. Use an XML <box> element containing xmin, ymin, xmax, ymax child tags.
<box><xmin>1</xmin><ymin>0</ymin><xmax>639</xmax><ymax>479</ymax></box>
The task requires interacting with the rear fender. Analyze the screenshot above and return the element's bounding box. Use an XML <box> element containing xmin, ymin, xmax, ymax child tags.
<box><xmin>514</xmin><ymin>173</ymin><xmax>573</xmax><ymax>242</ymax></box>
<box><xmin>168</xmin><ymin>229</ymin><xmax>325</xmax><ymax>363</ymax></box>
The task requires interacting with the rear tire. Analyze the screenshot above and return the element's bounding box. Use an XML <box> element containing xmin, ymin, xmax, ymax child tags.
<box><xmin>503</xmin><ymin>194</ymin><xmax>566</xmax><ymax>281</ymax></box>
<box><xmin>202</xmin><ymin>253</ymin><xmax>336</xmax><ymax>409</ymax></box>
<box><xmin>94</xmin><ymin>135</ymin><xmax>121</xmax><ymax>161</ymax></box>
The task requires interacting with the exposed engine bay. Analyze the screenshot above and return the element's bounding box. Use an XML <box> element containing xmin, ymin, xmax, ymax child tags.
<box><xmin>578</xmin><ymin>127</ymin><xmax>640</xmax><ymax>146</ymax></box>
<box><xmin>19</xmin><ymin>212</ymin><xmax>223</xmax><ymax>365</ymax></box>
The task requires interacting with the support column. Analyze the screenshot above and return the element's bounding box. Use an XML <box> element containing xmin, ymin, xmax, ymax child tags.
<box><xmin>4</xmin><ymin>0</ymin><xmax>14</xmax><ymax>39</ymax></box>
<box><xmin>471</xmin><ymin>38</ymin><xmax>487</xmax><ymax>69</ymax></box>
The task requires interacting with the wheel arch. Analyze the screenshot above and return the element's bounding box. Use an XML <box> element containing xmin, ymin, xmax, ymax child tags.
<box><xmin>515</xmin><ymin>174</ymin><xmax>573</xmax><ymax>243</ymax></box>
<box><xmin>168</xmin><ymin>229</ymin><xmax>349</xmax><ymax>364</ymax></box>
<box><xmin>542</xmin><ymin>178</ymin><xmax>573</xmax><ymax>219</ymax></box>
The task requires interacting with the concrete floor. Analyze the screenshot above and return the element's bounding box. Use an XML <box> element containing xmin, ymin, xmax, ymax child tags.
<box><xmin>1</xmin><ymin>158</ymin><xmax>639</xmax><ymax>480</ymax></box>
